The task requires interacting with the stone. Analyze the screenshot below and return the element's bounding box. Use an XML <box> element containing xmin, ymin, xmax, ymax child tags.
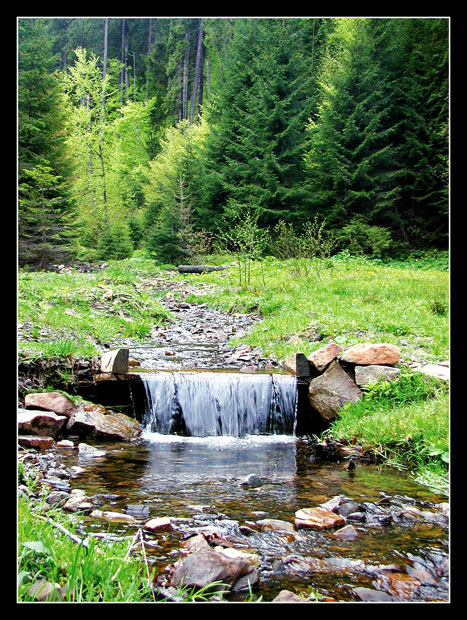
<box><xmin>354</xmin><ymin>587</ymin><xmax>397</xmax><ymax>602</ymax></box>
<box><xmin>18</xmin><ymin>409</ymin><xmax>68</xmax><ymax>439</ymax></box>
<box><xmin>90</xmin><ymin>510</ymin><xmax>136</xmax><ymax>524</ymax></box>
<box><xmin>17</xmin><ymin>435</ymin><xmax>55</xmax><ymax>451</ymax></box>
<box><xmin>283</xmin><ymin>353</ymin><xmax>311</xmax><ymax>378</ymax></box>
<box><xmin>181</xmin><ymin>534</ymin><xmax>211</xmax><ymax>553</ymax></box>
<box><xmin>272</xmin><ymin>590</ymin><xmax>306</xmax><ymax>602</ymax></box>
<box><xmin>56</xmin><ymin>440</ymin><xmax>75</xmax><ymax>448</ymax></box>
<box><xmin>308</xmin><ymin>361</ymin><xmax>362</xmax><ymax>421</ymax></box>
<box><xmin>171</xmin><ymin>548</ymin><xmax>253</xmax><ymax>593</ymax></box>
<box><xmin>375</xmin><ymin>572</ymin><xmax>421</xmax><ymax>600</ymax></box>
<box><xmin>355</xmin><ymin>364</ymin><xmax>401</xmax><ymax>386</ymax></box>
<box><xmin>26</xmin><ymin>580</ymin><xmax>67</xmax><ymax>602</ymax></box>
<box><xmin>77</xmin><ymin>443</ymin><xmax>106</xmax><ymax>458</ymax></box>
<box><xmin>144</xmin><ymin>517</ymin><xmax>172</xmax><ymax>532</ymax></box>
<box><xmin>99</xmin><ymin>348</ymin><xmax>129</xmax><ymax>375</ymax></box>
<box><xmin>24</xmin><ymin>392</ymin><xmax>77</xmax><ymax>417</ymax></box>
<box><xmin>294</xmin><ymin>506</ymin><xmax>346</xmax><ymax>529</ymax></box>
<box><xmin>332</xmin><ymin>524</ymin><xmax>360</xmax><ymax>540</ymax></box>
<box><xmin>340</xmin><ymin>343</ymin><xmax>400</xmax><ymax>366</ymax></box>
<box><xmin>419</xmin><ymin>364</ymin><xmax>450</xmax><ymax>382</ymax></box>
<box><xmin>240</xmin><ymin>473</ymin><xmax>263</xmax><ymax>488</ymax></box>
<box><xmin>257</xmin><ymin>518</ymin><xmax>295</xmax><ymax>533</ymax></box>
<box><xmin>308</xmin><ymin>343</ymin><xmax>343</xmax><ymax>373</ymax></box>
<box><xmin>63</xmin><ymin>494</ymin><xmax>93</xmax><ymax>513</ymax></box>
<box><xmin>67</xmin><ymin>403</ymin><xmax>142</xmax><ymax>441</ymax></box>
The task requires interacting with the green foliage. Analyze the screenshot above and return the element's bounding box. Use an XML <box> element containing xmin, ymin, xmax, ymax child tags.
<box><xmin>335</xmin><ymin>215</ymin><xmax>392</xmax><ymax>258</ymax></box>
<box><xmin>18</xmin><ymin>497</ymin><xmax>154</xmax><ymax>602</ymax></box>
<box><xmin>96</xmin><ymin>221</ymin><xmax>134</xmax><ymax>260</ymax></box>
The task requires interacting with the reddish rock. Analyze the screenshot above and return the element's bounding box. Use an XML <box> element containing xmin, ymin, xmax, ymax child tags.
<box><xmin>66</xmin><ymin>403</ymin><xmax>142</xmax><ymax>440</ymax></box>
<box><xmin>332</xmin><ymin>524</ymin><xmax>360</xmax><ymax>540</ymax></box>
<box><xmin>308</xmin><ymin>361</ymin><xmax>361</xmax><ymax>421</ymax></box>
<box><xmin>18</xmin><ymin>408</ymin><xmax>68</xmax><ymax>439</ymax></box>
<box><xmin>18</xmin><ymin>435</ymin><xmax>55</xmax><ymax>451</ymax></box>
<box><xmin>257</xmin><ymin>518</ymin><xmax>295</xmax><ymax>533</ymax></box>
<box><xmin>340</xmin><ymin>343</ymin><xmax>400</xmax><ymax>365</ymax></box>
<box><xmin>308</xmin><ymin>343</ymin><xmax>342</xmax><ymax>373</ymax></box>
<box><xmin>295</xmin><ymin>506</ymin><xmax>346</xmax><ymax>529</ymax></box>
<box><xmin>144</xmin><ymin>517</ymin><xmax>172</xmax><ymax>532</ymax></box>
<box><xmin>24</xmin><ymin>392</ymin><xmax>78</xmax><ymax>416</ymax></box>
<box><xmin>375</xmin><ymin>572</ymin><xmax>421</xmax><ymax>600</ymax></box>
<box><xmin>272</xmin><ymin>590</ymin><xmax>307</xmax><ymax>602</ymax></box>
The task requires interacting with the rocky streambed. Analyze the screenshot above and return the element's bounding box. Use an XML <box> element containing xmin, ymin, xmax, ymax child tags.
<box><xmin>18</xmin><ymin>434</ymin><xmax>449</xmax><ymax>603</ymax></box>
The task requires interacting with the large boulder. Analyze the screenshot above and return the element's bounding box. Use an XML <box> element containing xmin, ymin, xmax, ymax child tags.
<box><xmin>171</xmin><ymin>548</ymin><xmax>254</xmax><ymax>593</ymax></box>
<box><xmin>340</xmin><ymin>343</ymin><xmax>400</xmax><ymax>366</ymax></box>
<box><xmin>24</xmin><ymin>392</ymin><xmax>77</xmax><ymax>417</ymax></box>
<box><xmin>18</xmin><ymin>408</ymin><xmax>68</xmax><ymax>439</ymax></box>
<box><xmin>308</xmin><ymin>343</ymin><xmax>342</xmax><ymax>373</ymax></box>
<box><xmin>66</xmin><ymin>402</ymin><xmax>142</xmax><ymax>441</ymax></box>
<box><xmin>308</xmin><ymin>361</ymin><xmax>361</xmax><ymax>421</ymax></box>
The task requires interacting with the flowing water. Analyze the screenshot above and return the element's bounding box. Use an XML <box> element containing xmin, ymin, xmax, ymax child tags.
<box><xmin>55</xmin><ymin>370</ymin><xmax>449</xmax><ymax>602</ymax></box>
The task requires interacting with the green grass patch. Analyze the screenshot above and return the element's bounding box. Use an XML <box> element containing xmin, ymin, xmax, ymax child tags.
<box><xmin>17</xmin><ymin>497</ymin><xmax>154</xmax><ymax>602</ymax></box>
<box><xmin>18</xmin><ymin>258</ymin><xmax>172</xmax><ymax>360</ymax></box>
<box><xmin>327</xmin><ymin>372</ymin><xmax>449</xmax><ymax>493</ymax></box>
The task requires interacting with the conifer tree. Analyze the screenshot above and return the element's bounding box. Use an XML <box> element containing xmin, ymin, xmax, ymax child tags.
<box><xmin>18</xmin><ymin>18</ymin><xmax>75</xmax><ymax>267</ymax></box>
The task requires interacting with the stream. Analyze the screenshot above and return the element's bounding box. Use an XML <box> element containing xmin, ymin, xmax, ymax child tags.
<box><xmin>26</xmin><ymin>290</ymin><xmax>450</xmax><ymax>602</ymax></box>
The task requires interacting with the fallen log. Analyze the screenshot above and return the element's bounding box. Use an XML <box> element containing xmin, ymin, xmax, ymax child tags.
<box><xmin>178</xmin><ymin>265</ymin><xmax>227</xmax><ymax>274</ymax></box>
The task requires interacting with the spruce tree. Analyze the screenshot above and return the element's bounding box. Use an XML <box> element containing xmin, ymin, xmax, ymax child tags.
<box><xmin>18</xmin><ymin>18</ymin><xmax>75</xmax><ymax>267</ymax></box>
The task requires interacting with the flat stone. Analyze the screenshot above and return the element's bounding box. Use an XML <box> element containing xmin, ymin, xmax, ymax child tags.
<box><xmin>18</xmin><ymin>409</ymin><xmax>68</xmax><ymax>439</ymax></box>
<box><xmin>355</xmin><ymin>364</ymin><xmax>401</xmax><ymax>386</ymax></box>
<box><xmin>295</xmin><ymin>506</ymin><xmax>346</xmax><ymax>529</ymax></box>
<box><xmin>419</xmin><ymin>364</ymin><xmax>450</xmax><ymax>382</ymax></box>
<box><xmin>257</xmin><ymin>518</ymin><xmax>295</xmax><ymax>533</ymax></box>
<box><xmin>17</xmin><ymin>435</ymin><xmax>55</xmax><ymax>451</ymax></box>
<box><xmin>332</xmin><ymin>524</ymin><xmax>360</xmax><ymax>540</ymax></box>
<box><xmin>308</xmin><ymin>343</ymin><xmax>342</xmax><ymax>373</ymax></box>
<box><xmin>144</xmin><ymin>517</ymin><xmax>172</xmax><ymax>532</ymax></box>
<box><xmin>63</xmin><ymin>494</ymin><xmax>93</xmax><ymax>513</ymax></box>
<box><xmin>90</xmin><ymin>510</ymin><xmax>136</xmax><ymax>523</ymax></box>
<box><xmin>340</xmin><ymin>343</ymin><xmax>400</xmax><ymax>365</ymax></box>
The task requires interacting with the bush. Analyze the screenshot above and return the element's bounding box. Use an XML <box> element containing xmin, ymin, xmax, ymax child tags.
<box><xmin>336</xmin><ymin>215</ymin><xmax>392</xmax><ymax>258</ymax></box>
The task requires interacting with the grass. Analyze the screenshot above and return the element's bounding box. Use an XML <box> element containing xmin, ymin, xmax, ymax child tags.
<box><xmin>17</xmin><ymin>251</ymin><xmax>449</xmax><ymax>492</ymax></box>
<box><xmin>17</xmin><ymin>495</ymin><xmax>155</xmax><ymax>602</ymax></box>
<box><xmin>175</xmin><ymin>251</ymin><xmax>449</xmax><ymax>492</ymax></box>
<box><xmin>18</xmin><ymin>257</ymin><xmax>172</xmax><ymax>360</ymax></box>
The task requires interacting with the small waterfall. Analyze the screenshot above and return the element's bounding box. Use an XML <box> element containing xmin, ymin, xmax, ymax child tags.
<box><xmin>139</xmin><ymin>371</ymin><xmax>298</xmax><ymax>437</ymax></box>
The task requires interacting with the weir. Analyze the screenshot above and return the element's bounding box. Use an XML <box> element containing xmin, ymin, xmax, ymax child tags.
<box><xmin>139</xmin><ymin>371</ymin><xmax>298</xmax><ymax>437</ymax></box>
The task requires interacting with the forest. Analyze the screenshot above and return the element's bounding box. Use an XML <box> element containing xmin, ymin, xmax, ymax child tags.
<box><xmin>17</xmin><ymin>16</ymin><xmax>449</xmax><ymax>269</ymax></box>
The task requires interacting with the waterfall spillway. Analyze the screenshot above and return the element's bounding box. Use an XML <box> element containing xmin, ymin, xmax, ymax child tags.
<box><xmin>139</xmin><ymin>371</ymin><xmax>298</xmax><ymax>438</ymax></box>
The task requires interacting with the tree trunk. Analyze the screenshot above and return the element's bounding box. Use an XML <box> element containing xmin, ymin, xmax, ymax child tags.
<box><xmin>182</xmin><ymin>32</ymin><xmax>190</xmax><ymax>120</ymax></box>
<box><xmin>120</xmin><ymin>19</ymin><xmax>125</xmax><ymax>103</ymax></box>
<box><xmin>189</xmin><ymin>18</ymin><xmax>204</xmax><ymax>124</ymax></box>
<box><xmin>100</xmin><ymin>18</ymin><xmax>109</xmax><ymax>230</ymax></box>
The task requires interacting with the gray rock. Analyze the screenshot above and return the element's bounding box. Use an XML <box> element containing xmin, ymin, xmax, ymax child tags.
<box><xmin>308</xmin><ymin>361</ymin><xmax>362</xmax><ymax>421</ymax></box>
<box><xmin>240</xmin><ymin>473</ymin><xmax>263</xmax><ymax>488</ymax></box>
<box><xmin>355</xmin><ymin>364</ymin><xmax>401</xmax><ymax>386</ymax></box>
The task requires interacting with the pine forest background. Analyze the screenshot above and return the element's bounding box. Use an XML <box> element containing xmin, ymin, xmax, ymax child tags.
<box><xmin>17</xmin><ymin>17</ymin><xmax>449</xmax><ymax>268</ymax></box>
